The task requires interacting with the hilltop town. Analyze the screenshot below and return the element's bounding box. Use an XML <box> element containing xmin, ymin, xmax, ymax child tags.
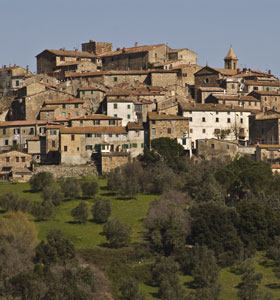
<box><xmin>0</xmin><ymin>40</ymin><xmax>279</xmax><ymax>179</ymax></box>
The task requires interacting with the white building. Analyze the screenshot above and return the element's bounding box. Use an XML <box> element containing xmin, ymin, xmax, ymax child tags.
<box><xmin>106</xmin><ymin>97</ymin><xmax>137</xmax><ymax>126</ymax></box>
<box><xmin>180</xmin><ymin>103</ymin><xmax>260</xmax><ymax>149</ymax></box>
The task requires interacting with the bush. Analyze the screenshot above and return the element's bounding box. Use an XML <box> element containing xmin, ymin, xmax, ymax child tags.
<box><xmin>81</xmin><ymin>179</ymin><xmax>99</xmax><ymax>198</ymax></box>
<box><xmin>42</xmin><ymin>185</ymin><xmax>64</xmax><ymax>206</ymax></box>
<box><xmin>31</xmin><ymin>202</ymin><xmax>53</xmax><ymax>221</ymax></box>
<box><xmin>91</xmin><ymin>199</ymin><xmax>111</xmax><ymax>224</ymax></box>
<box><xmin>59</xmin><ymin>178</ymin><xmax>81</xmax><ymax>199</ymax></box>
<box><xmin>0</xmin><ymin>192</ymin><xmax>32</xmax><ymax>213</ymax></box>
<box><xmin>103</xmin><ymin>219</ymin><xmax>131</xmax><ymax>248</ymax></box>
<box><xmin>71</xmin><ymin>202</ymin><xmax>89</xmax><ymax>223</ymax></box>
<box><xmin>29</xmin><ymin>172</ymin><xmax>54</xmax><ymax>191</ymax></box>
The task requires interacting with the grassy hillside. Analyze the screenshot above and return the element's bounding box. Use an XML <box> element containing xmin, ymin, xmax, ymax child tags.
<box><xmin>1</xmin><ymin>179</ymin><xmax>280</xmax><ymax>299</ymax></box>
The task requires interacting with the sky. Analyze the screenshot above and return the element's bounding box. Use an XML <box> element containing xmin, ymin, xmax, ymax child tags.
<box><xmin>1</xmin><ymin>0</ymin><xmax>280</xmax><ymax>76</ymax></box>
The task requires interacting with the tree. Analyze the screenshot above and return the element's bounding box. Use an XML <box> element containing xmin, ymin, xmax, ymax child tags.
<box><xmin>71</xmin><ymin>202</ymin><xmax>89</xmax><ymax>223</ymax></box>
<box><xmin>103</xmin><ymin>219</ymin><xmax>131</xmax><ymax>248</ymax></box>
<box><xmin>42</xmin><ymin>185</ymin><xmax>64</xmax><ymax>206</ymax></box>
<box><xmin>59</xmin><ymin>178</ymin><xmax>81</xmax><ymax>199</ymax></box>
<box><xmin>81</xmin><ymin>179</ymin><xmax>99</xmax><ymax>198</ymax></box>
<box><xmin>34</xmin><ymin>229</ymin><xmax>75</xmax><ymax>265</ymax></box>
<box><xmin>145</xmin><ymin>191</ymin><xmax>191</xmax><ymax>255</ymax></box>
<box><xmin>31</xmin><ymin>202</ymin><xmax>53</xmax><ymax>221</ymax></box>
<box><xmin>91</xmin><ymin>199</ymin><xmax>111</xmax><ymax>223</ymax></box>
<box><xmin>191</xmin><ymin>245</ymin><xmax>220</xmax><ymax>289</ymax></box>
<box><xmin>119</xmin><ymin>277</ymin><xmax>145</xmax><ymax>300</ymax></box>
<box><xmin>29</xmin><ymin>172</ymin><xmax>54</xmax><ymax>191</ymax></box>
<box><xmin>0</xmin><ymin>192</ymin><xmax>32</xmax><ymax>213</ymax></box>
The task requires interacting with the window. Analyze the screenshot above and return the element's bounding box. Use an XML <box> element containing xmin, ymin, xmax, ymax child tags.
<box><xmin>16</xmin><ymin>157</ymin><xmax>19</xmax><ymax>162</ymax></box>
<box><xmin>52</xmin><ymin>141</ymin><xmax>56</xmax><ymax>147</ymax></box>
<box><xmin>202</xmin><ymin>117</ymin><xmax>206</xmax><ymax>122</ymax></box>
<box><xmin>227</xmin><ymin>112</ymin><xmax>230</xmax><ymax>115</ymax></box>
<box><xmin>240</xmin><ymin>118</ymin><xmax>243</xmax><ymax>124</ymax></box>
<box><xmin>46</xmin><ymin>111</ymin><xmax>50</xmax><ymax>116</ymax></box>
<box><xmin>71</xmin><ymin>135</ymin><xmax>75</xmax><ymax>141</ymax></box>
<box><xmin>64</xmin><ymin>146</ymin><xmax>68</xmax><ymax>152</ymax></box>
<box><xmin>62</xmin><ymin>112</ymin><xmax>66</xmax><ymax>117</ymax></box>
<box><xmin>216</xmin><ymin>118</ymin><xmax>219</xmax><ymax>122</ymax></box>
<box><xmin>93</xmin><ymin>120</ymin><xmax>100</xmax><ymax>125</ymax></box>
<box><xmin>152</xmin><ymin>128</ymin><xmax>156</xmax><ymax>136</ymax></box>
<box><xmin>226</xmin><ymin>145</ymin><xmax>230</xmax><ymax>150</ymax></box>
<box><xmin>189</xmin><ymin>117</ymin><xmax>192</xmax><ymax>122</ymax></box>
<box><xmin>127</xmin><ymin>114</ymin><xmax>131</xmax><ymax>119</ymax></box>
<box><xmin>80</xmin><ymin>120</ymin><xmax>83</xmax><ymax>124</ymax></box>
<box><xmin>96</xmin><ymin>133</ymin><xmax>101</xmax><ymax>138</ymax></box>
<box><xmin>109</xmin><ymin>120</ymin><xmax>116</xmax><ymax>125</ymax></box>
<box><xmin>204</xmin><ymin>78</ymin><xmax>209</xmax><ymax>84</ymax></box>
<box><xmin>77</xmin><ymin>147</ymin><xmax>79</xmax><ymax>151</ymax></box>
<box><xmin>182</xmin><ymin>138</ymin><xmax>186</xmax><ymax>145</ymax></box>
<box><xmin>264</xmin><ymin>97</ymin><xmax>267</xmax><ymax>102</ymax></box>
<box><xmin>114</xmin><ymin>103</ymin><xmax>118</xmax><ymax>109</ymax></box>
<box><xmin>152</xmin><ymin>120</ymin><xmax>156</xmax><ymax>124</ymax></box>
<box><xmin>29</xmin><ymin>128</ymin><xmax>34</xmax><ymax>135</ymax></box>
<box><xmin>6</xmin><ymin>157</ymin><xmax>10</xmax><ymax>162</ymax></box>
<box><xmin>74</xmin><ymin>104</ymin><xmax>78</xmax><ymax>108</ymax></box>
<box><xmin>266</xmin><ymin>87</ymin><xmax>269</xmax><ymax>91</ymax></box>
<box><xmin>114</xmin><ymin>77</ymin><xmax>118</xmax><ymax>82</ymax></box>
<box><xmin>62</xmin><ymin>104</ymin><xmax>66</xmax><ymax>109</ymax></box>
<box><xmin>21</xmin><ymin>157</ymin><xmax>25</xmax><ymax>163</ymax></box>
<box><xmin>40</xmin><ymin>127</ymin><xmax>45</xmax><ymax>134</ymax></box>
<box><xmin>254</xmin><ymin>87</ymin><xmax>258</xmax><ymax>91</ymax></box>
<box><xmin>141</xmin><ymin>143</ymin><xmax>144</xmax><ymax>148</ymax></box>
<box><xmin>227</xmin><ymin>118</ymin><xmax>231</xmax><ymax>123</ymax></box>
<box><xmin>202</xmin><ymin>129</ymin><xmax>206</xmax><ymax>133</ymax></box>
<box><xmin>14</xmin><ymin>129</ymin><xmax>20</xmax><ymax>134</ymax></box>
<box><xmin>91</xmin><ymin>90</ymin><xmax>94</xmax><ymax>95</ymax></box>
<box><xmin>190</xmin><ymin>129</ymin><xmax>193</xmax><ymax>133</ymax></box>
<box><xmin>127</xmin><ymin>104</ymin><xmax>130</xmax><ymax>109</ymax></box>
<box><xmin>3</xmin><ymin>128</ymin><xmax>6</xmax><ymax>135</ymax></box>
<box><xmin>216</xmin><ymin>111</ymin><xmax>219</xmax><ymax>115</ymax></box>
<box><xmin>85</xmin><ymin>145</ymin><xmax>93</xmax><ymax>150</ymax></box>
<box><xmin>109</xmin><ymin>133</ymin><xmax>112</xmax><ymax>137</ymax></box>
<box><xmin>60</xmin><ymin>56</ymin><xmax>65</xmax><ymax>61</ymax></box>
<box><xmin>114</xmin><ymin>114</ymin><xmax>118</xmax><ymax>118</ymax></box>
<box><xmin>275</xmin><ymin>98</ymin><xmax>278</xmax><ymax>102</ymax></box>
<box><xmin>85</xmin><ymin>133</ymin><xmax>92</xmax><ymax>138</ymax></box>
<box><xmin>5</xmin><ymin>140</ymin><xmax>8</xmax><ymax>145</ymax></box>
<box><xmin>167</xmin><ymin>128</ymin><xmax>171</xmax><ymax>134</ymax></box>
<box><xmin>16</xmin><ymin>80</ymin><xmax>19</xmax><ymax>87</ymax></box>
<box><xmin>82</xmin><ymin>91</ymin><xmax>85</xmax><ymax>95</ymax></box>
<box><xmin>231</xmin><ymin>84</ymin><xmax>235</xmax><ymax>89</ymax></box>
<box><xmin>211</xmin><ymin>144</ymin><xmax>215</xmax><ymax>149</ymax></box>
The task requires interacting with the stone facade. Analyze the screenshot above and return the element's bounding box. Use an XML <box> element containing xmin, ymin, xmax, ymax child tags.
<box><xmin>249</xmin><ymin>91</ymin><xmax>280</xmax><ymax>111</ymax></box>
<box><xmin>101</xmin><ymin>152</ymin><xmax>129</xmax><ymax>173</ymax></box>
<box><xmin>70</xmin><ymin>115</ymin><xmax>122</xmax><ymax>127</ymax></box>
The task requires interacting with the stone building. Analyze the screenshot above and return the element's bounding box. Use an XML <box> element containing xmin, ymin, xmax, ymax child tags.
<box><xmin>70</xmin><ymin>115</ymin><xmax>122</xmax><ymax>127</ymax></box>
<box><xmin>244</xmin><ymin>80</ymin><xmax>280</xmax><ymax>94</ymax></box>
<box><xmin>197</xmin><ymin>87</ymin><xmax>225</xmax><ymax>103</ymax></box>
<box><xmin>147</xmin><ymin>112</ymin><xmax>190</xmax><ymax>150</ymax></box>
<box><xmin>167</xmin><ymin>48</ymin><xmax>197</xmax><ymax>65</ymax></box>
<box><xmin>249</xmin><ymin>91</ymin><xmax>280</xmax><ymax>111</ymax></box>
<box><xmin>81</xmin><ymin>40</ymin><xmax>113</xmax><ymax>55</ymax></box>
<box><xmin>224</xmin><ymin>47</ymin><xmax>238</xmax><ymax>70</ymax></box>
<box><xmin>0</xmin><ymin>120</ymin><xmax>48</xmax><ymax>152</ymax></box>
<box><xmin>179</xmin><ymin>103</ymin><xmax>260</xmax><ymax>149</ymax></box>
<box><xmin>60</xmin><ymin>125</ymin><xmax>144</xmax><ymax>165</ymax></box>
<box><xmin>0</xmin><ymin>150</ymin><xmax>32</xmax><ymax>181</ymax></box>
<box><xmin>100</xmin><ymin>152</ymin><xmax>129</xmax><ymax>174</ymax></box>
<box><xmin>0</xmin><ymin>66</ymin><xmax>30</xmax><ymax>96</ymax></box>
<box><xmin>45</xmin><ymin>124</ymin><xmax>64</xmax><ymax>164</ymax></box>
<box><xmin>249</xmin><ymin>110</ymin><xmax>280</xmax><ymax>145</ymax></box>
<box><xmin>36</xmin><ymin>49</ymin><xmax>102</xmax><ymax>74</ymax></box>
<box><xmin>78</xmin><ymin>87</ymin><xmax>106</xmax><ymax>112</ymax></box>
<box><xmin>39</xmin><ymin>98</ymin><xmax>86</xmax><ymax>121</ymax></box>
<box><xmin>205</xmin><ymin>94</ymin><xmax>261</xmax><ymax>110</ymax></box>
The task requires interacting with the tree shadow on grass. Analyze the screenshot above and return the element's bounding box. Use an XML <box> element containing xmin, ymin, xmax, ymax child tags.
<box><xmin>98</xmin><ymin>242</ymin><xmax>112</xmax><ymax>248</ymax></box>
<box><xmin>23</xmin><ymin>189</ymin><xmax>39</xmax><ymax>194</ymax></box>
<box><xmin>116</xmin><ymin>196</ymin><xmax>134</xmax><ymax>200</ymax></box>
<box><xmin>101</xmin><ymin>192</ymin><xmax>117</xmax><ymax>197</ymax></box>
<box><xmin>66</xmin><ymin>220</ymin><xmax>85</xmax><ymax>225</ymax></box>
<box><xmin>259</xmin><ymin>259</ymin><xmax>277</xmax><ymax>268</ymax></box>
<box><xmin>184</xmin><ymin>280</ymin><xmax>198</xmax><ymax>289</ymax></box>
<box><xmin>265</xmin><ymin>283</ymin><xmax>280</xmax><ymax>289</ymax></box>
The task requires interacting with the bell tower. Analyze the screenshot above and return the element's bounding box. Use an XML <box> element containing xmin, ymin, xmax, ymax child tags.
<box><xmin>224</xmin><ymin>47</ymin><xmax>238</xmax><ymax>70</ymax></box>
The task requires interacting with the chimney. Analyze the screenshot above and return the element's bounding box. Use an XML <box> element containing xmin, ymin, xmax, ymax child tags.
<box><xmin>268</xmin><ymin>70</ymin><xmax>271</xmax><ymax>75</ymax></box>
<box><xmin>26</xmin><ymin>65</ymin><xmax>29</xmax><ymax>73</ymax></box>
<box><xmin>135</xmin><ymin>42</ymin><xmax>138</xmax><ymax>47</ymax></box>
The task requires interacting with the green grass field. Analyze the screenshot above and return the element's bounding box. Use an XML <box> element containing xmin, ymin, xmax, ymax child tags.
<box><xmin>1</xmin><ymin>179</ymin><xmax>280</xmax><ymax>299</ymax></box>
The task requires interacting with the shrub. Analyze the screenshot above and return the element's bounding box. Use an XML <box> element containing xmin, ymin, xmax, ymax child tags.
<box><xmin>29</xmin><ymin>172</ymin><xmax>54</xmax><ymax>191</ymax></box>
<box><xmin>81</xmin><ymin>179</ymin><xmax>99</xmax><ymax>198</ymax></box>
<box><xmin>59</xmin><ymin>178</ymin><xmax>81</xmax><ymax>199</ymax></box>
<box><xmin>71</xmin><ymin>202</ymin><xmax>89</xmax><ymax>223</ymax></box>
<box><xmin>91</xmin><ymin>199</ymin><xmax>111</xmax><ymax>224</ymax></box>
<box><xmin>103</xmin><ymin>219</ymin><xmax>131</xmax><ymax>248</ymax></box>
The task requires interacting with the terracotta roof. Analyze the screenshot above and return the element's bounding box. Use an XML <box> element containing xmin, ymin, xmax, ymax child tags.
<box><xmin>271</xmin><ymin>164</ymin><xmax>280</xmax><ymax>169</ymax></box>
<box><xmin>211</xmin><ymin>94</ymin><xmax>260</xmax><ymax>102</ymax></box>
<box><xmin>258</xmin><ymin>144</ymin><xmax>280</xmax><ymax>149</ymax></box>
<box><xmin>107</xmin><ymin>97</ymin><xmax>134</xmax><ymax>103</ymax></box>
<box><xmin>71</xmin><ymin>114</ymin><xmax>122</xmax><ymax>121</ymax></box>
<box><xmin>79</xmin><ymin>87</ymin><xmax>106</xmax><ymax>92</ymax></box>
<box><xmin>60</xmin><ymin>126</ymin><xmax>127</xmax><ymax>134</ymax></box>
<box><xmin>251</xmin><ymin>91</ymin><xmax>280</xmax><ymax>96</ymax></box>
<box><xmin>199</xmin><ymin>87</ymin><xmax>224</xmax><ymax>92</ymax></box>
<box><xmin>148</xmin><ymin>112</ymin><xmax>189</xmax><ymax>120</ymax></box>
<box><xmin>245</xmin><ymin>80</ymin><xmax>280</xmax><ymax>87</ymax></box>
<box><xmin>224</xmin><ymin>47</ymin><xmax>238</xmax><ymax>59</ymax></box>
<box><xmin>213</xmin><ymin>68</ymin><xmax>239</xmax><ymax>76</ymax></box>
<box><xmin>0</xmin><ymin>120</ymin><xmax>47</xmax><ymax>127</ymax></box>
<box><xmin>180</xmin><ymin>103</ymin><xmax>261</xmax><ymax>113</ymax></box>
<box><xmin>44</xmin><ymin>98</ymin><xmax>84</xmax><ymax>105</ymax></box>
<box><xmin>0</xmin><ymin>66</ymin><xmax>23</xmax><ymax>72</ymax></box>
<box><xmin>99</xmin><ymin>44</ymin><xmax>165</xmax><ymax>57</ymax></box>
<box><xmin>46</xmin><ymin>125</ymin><xmax>65</xmax><ymax>129</ymax></box>
<box><xmin>40</xmin><ymin>106</ymin><xmax>59</xmax><ymax>111</ymax></box>
<box><xmin>127</xmin><ymin>122</ymin><xmax>144</xmax><ymax>130</ymax></box>
<box><xmin>37</xmin><ymin>49</ymin><xmax>97</xmax><ymax>59</ymax></box>
<box><xmin>27</xmin><ymin>136</ymin><xmax>40</xmax><ymax>141</ymax></box>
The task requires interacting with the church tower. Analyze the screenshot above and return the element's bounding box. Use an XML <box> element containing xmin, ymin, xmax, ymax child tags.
<box><xmin>224</xmin><ymin>47</ymin><xmax>238</xmax><ymax>70</ymax></box>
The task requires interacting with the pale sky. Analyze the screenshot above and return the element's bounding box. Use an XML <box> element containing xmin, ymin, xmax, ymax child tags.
<box><xmin>1</xmin><ymin>0</ymin><xmax>279</xmax><ymax>76</ymax></box>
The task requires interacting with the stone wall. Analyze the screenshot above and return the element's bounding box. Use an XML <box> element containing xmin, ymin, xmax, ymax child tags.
<box><xmin>34</xmin><ymin>163</ymin><xmax>97</xmax><ymax>178</ymax></box>
<box><xmin>101</xmin><ymin>152</ymin><xmax>129</xmax><ymax>173</ymax></box>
